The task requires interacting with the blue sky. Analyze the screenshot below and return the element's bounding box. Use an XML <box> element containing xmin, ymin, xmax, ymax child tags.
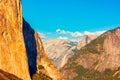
<box><xmin>22</xmin><ymin>0</ymin><xmax>120</xmax><ymax>41</ymax></box>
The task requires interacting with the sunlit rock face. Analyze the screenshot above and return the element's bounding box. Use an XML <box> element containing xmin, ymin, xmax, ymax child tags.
<box><xmin>98</xmin><ymin>27</ymin><xmax>120</xmax><ymax>71</ymax></box>
<box><xmin>0</xmin><ymin>0</ymin><xmax>30</xmax><ymax>80</ymax></box>
<box><xmin>61</xmin><ymin>27</ymin><xmax>120</xmax><ymax>80</ymax></box>
<box><xmin>77</xmin><ymin>34</ymin><xmax>96</xmax><ymax>50</ymax></box>
<box><xmin>0</xmin><ymin>0</ymin><xmax>65</xmax><ymax>80</ymax></box>
<box><xmin>35</xmin><ymin>35</ymin><xmax>65</xmax><ymax>80</ymax></box>
<box><xmin>43</xmin><ymin>35</ymin><xmax>96</xmax><ymax>69</ymax></box>
<box><xmin>43</xmin><ymin>39</ymin><xmax>78</xmax><ymax>68</ymax></box>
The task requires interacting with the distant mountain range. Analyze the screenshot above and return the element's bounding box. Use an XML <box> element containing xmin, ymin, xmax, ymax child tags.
<box><xmin>43</xmin><ymin>34</ymin><xmax>96</xmax><ymax>68</ymax></box>
<box><xmin>61</xmin><ymin>27</ymin><xmax>120</xmax><ymax>80</ymax></box>
<box><xmin>1</xmin><ymin>0</ymin><xmax>120</xmax><ymax>80</ymax></box>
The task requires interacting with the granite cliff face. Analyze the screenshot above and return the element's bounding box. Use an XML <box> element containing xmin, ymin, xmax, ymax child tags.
<box><xmin>0</xmin><ymin>0</ymin><xmax>64</xmax><ymax>80</ymax></box>
<box><xmin>43</xmin><ymin>39</ymin><xmax>77</xmax><ymax>68</ymax></box>
<box><xmin>35</xmin><ymin>34</ymin><xmax>65</xmax><ymax>80</ymax></box>
<box><xmin>43</xmin><ymin>35</ymin><xmax>96</xmax><ymax>69</ymax></box>
<box><xmin>98</xmin><ymin>28</ymin><xmax>120</xmax><ymax>71</ymax></box>
<box><xmin>0</xmin><ymin>0</ymin><xmax>30</xmax><ymax>80</ymax></box>
<box><xmin>77</xmin><ymin>34</ymin><xmax>96</xmax><ymax>50</ymax></box>
<box><xmin>61</xmin><ymin>27</ymin><xmax>120</xmax><ymax>80</ymax></box>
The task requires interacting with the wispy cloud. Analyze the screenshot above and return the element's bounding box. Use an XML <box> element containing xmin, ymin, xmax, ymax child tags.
<box><xmin>56</xmin><ymin>29</ymin><xmax>106</xmax><ymax>38</ymax></box>
<box><xmin>58</xmin><ymin>36</ymin><xmax>68</xmax><ymax>40</ymax></box>
<box><xmin>56</xmin><ymin>29</ymin><xmax>83</xmax><ymax>37</ymax></box>
<box><xmin>84</xmin><ymin>30</ymin><xmax>106</xmax><ymax>36</ymax></box>
<box><xmin>57</xmin><ymin>36</ymin><xmax>79</xmax><ymax>42</ymax></box>
<box><xmin>37</xmin><ymin>29</ymin><xmax>106</xmax><ymax>42</ymax></box>
<box><xmin>56</xmin><ymin>29</ymin><xmax>67</xmax><ymax>34</ymax></box>
<box><xmin>93</xmin><ymin>30</ymin><xmax>106</xmax><ymax>36</ymax></box>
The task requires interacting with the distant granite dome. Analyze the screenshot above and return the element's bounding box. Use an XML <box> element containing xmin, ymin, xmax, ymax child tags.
<box><xmin>43</xmin><ymin>39</ymin><xmax>78</xmax><ymax>68</ymax></box>
<box><xmin>77</xmin><ymin>34</ymin><xmax>96</xmax><ymax>50</ymax></box>
<box><xmin>43</xmin><ymin>35</ymin><xmax>96</xmax><ymax>69</ymax></box>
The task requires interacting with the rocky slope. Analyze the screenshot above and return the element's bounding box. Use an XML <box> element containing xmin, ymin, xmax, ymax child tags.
<box><xmin>0</xmin><ymin>0</ymin><xmax>64</xmax><ymax>80</ymax></box>
<box><xmin>43</xmin><ymin>35</ymin><xmax>96</xmax><ymax>68</ymax></box>
<box><xmin>43</xmin><ymin>39</ymin><xmax>77</xmax><ymax>68</ymax></box>
<box><xmin>61</xmin><ymin>27</ymin><xmax>120</xmax><ymax>80</ymax></box>
<box><xmin>36</xmin><ymin>32</ymin><xmax>65</xmax><ymax>80</ymax></box>
<box><xmin>0</xmin><ymin>69</ymin><xmax>22</xmax><ymax>80</ymax></box>
<box><xmin>77</xmin><ymin>34</ymin><xmax>96</xmax><ymax>50</ymax></box>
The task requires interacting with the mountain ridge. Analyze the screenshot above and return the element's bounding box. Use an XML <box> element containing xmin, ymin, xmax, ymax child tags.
<box><xmin>61</xmin><ymin>27</ymin><xmax>120</xmax><ymax>80</ymax></box>
<box><xmin>23</xmin><ymin>18</ymin><xmax>65</xmax><ymax>80</ymax></box>
<box><xmin>43</xmin><ymin>34</ymin><xmax>96</xmax><ymax>68</ymax></box>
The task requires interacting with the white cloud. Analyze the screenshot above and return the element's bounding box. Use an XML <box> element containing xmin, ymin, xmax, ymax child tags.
<box><xmin>38</xmin><ymin>32</ymin><xmax>46</xmax><ymax>39</ymax></box>
<box><xmin>70</xmin><ymin>32</ymin><xmax>83</xmax><ymax>37</ymax></box>
<box><xmin>56</xmin><ymin>29</ymin><xmax>67</xmax><ymax>34</ymax></box>
<box><xmin>56</xmin><ymin>29</ymin><xmax>83</xmax><ymax>37</ymax></box>
<box><xmin>84</xmin><ymin>30</ymin><xmax>106</xmax><ymax>36</ymax></box>
<box><xmin>94</xmin><ymin>30</ymin><xmax>106</xmax><ymax>36</ymax></box>
<box><xmin>58</xmin><ymin>36</ymin><xmax>68</xmax><ymax>40</ymax></box>
<box><xmin>56</xmin><ymin>29</ymin><xmax>106</xmax><ymax>38</ymax></box>
<box><xmin>84</xmin><ymin>31</ymin><xmax>95</xmax><ymax>35</ymax></box>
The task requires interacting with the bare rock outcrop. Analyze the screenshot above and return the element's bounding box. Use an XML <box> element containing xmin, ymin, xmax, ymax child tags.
<box><xmin>43</xmin><ymin>35</ymin><xmax>96</xmax><ymax>69</ymax></box>
<box><xmin>0</xmin><ymin>0</ymin><xmax>30</xmax><ymax>80</ymax></box>
<box><xmin>23</xmin><ymin>19</ymin><xmax>65</xmax><ymax>80</ymax></box>
<box><xmin>43</xmin><ymin>39</ymin><xmax>77</xmax><ymax>68</ymax></box>
<box><xmin>36</xmin><ymin>33</ymin><xmax>65</xmax><ymax>80</ymax></box>
<box><xmin>61</xmin><ymin>27</ymin><xmax>120</xmax><ymax>80</ymax></box>
<box><xmin>77</xmin><ymin>34</ymin><xmax>96</xmax><ymax>50</ymax></box>
<box><xmin>98</xmin><ymin>28</ymin><xmax>120</xmax><ymax>71</ymax></box>
<box><xmin>0</xmin><ymin>0</ymin><xmax>64</xmax><ymax>80</ymax></box>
